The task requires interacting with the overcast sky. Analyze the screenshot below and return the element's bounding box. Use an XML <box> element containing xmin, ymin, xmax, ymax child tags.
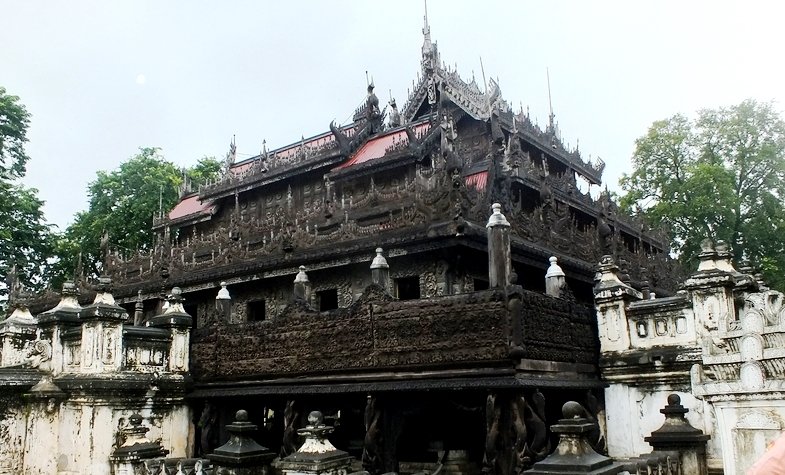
<box><xmin>2</xmin><ymin>1</ymin><xmax>784</xmax><ymax>229</ymax></box>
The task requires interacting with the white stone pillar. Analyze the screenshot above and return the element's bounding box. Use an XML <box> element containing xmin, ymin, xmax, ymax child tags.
<box><xmin>148</xmin><ymin>287</ymin><xmax>193</xmax><ymax>373</ymax></box>
<box><xmin>594</xmin><ymin>255</ymin><xmax>642</xmax><ymax>353</ymax></box>
<box><xmin>79</xmin><ymin>277</ymin><xmax>127</xmax><ymax>373</ymax></box>
<box><xmin>486</xmin><ymin>203</ymin><xmax>511</xmax><ymax>289</ymax></box>
<box><xmin>0</xmin><ymin>305</ymin><xmax>37</xmax><ymax>367</ymax></box>
<box><xmin>544</xmin><ymin>256</ymin><xmax>566</xmax><ymax>298</ymax></box>
<box><xmin>37</xmin><ymin>281</ymin><xmax>82</xmax><ymax>375</ymax></box>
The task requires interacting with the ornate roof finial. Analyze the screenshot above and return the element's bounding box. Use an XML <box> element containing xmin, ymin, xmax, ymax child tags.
<box><xmin>422</xmin><ymin>0</ymin><xmax>430</xmax><ymax>39</ymax></box>
<box><xmin>547</xmin><ymin>68</ymin><xmax>556</xmax><ymax>132</ymax></box>
<box><xmin>421</xmin><ymin>0</ymin><xmax>437</xmax><ymax>72</ymax></box>
<box><xmin>224</xmin><ymin>135</ymin><xmax>236</xmax><ymax>174</ymax></box>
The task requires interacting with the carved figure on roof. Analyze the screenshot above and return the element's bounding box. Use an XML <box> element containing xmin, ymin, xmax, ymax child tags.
<box><xmin>505</xmin><ymin>134</ymin><xmax>523</xmax><ymax>171</ymax></box>
<box><xmin>366</xmin><ymin>83</ymin><xmax>380</xmax><ymax>120</ymax></box>
<box><xmin>388</xmin><ymin>98</ymin><xmax>401</xmax><ymax>128</ymax></box>
<box><xmin>440</xmin><ymin>113</ymin><xmax>459</xmax><ymax>173</ymax></box>
<box><xmin>538</xmin><ymin>175</ymin><xmax>553</xmax><ymax>207</ymax></box>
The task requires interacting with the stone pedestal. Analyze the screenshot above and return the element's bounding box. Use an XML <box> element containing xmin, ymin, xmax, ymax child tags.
<box><xmin>109</xmin><ymin>414</ymin><xmax>169</xmax><ymax>475</ymax></box>
<box><xmin>208</xmin><ymin>409</ymin><xmax>276</xmax><ymax>475</ymax></box>
<box><xmin>526</xmin><ymin>402</ymin><xmax>625</xmax><ymax>475</ymax></box>
<box><xmin>276</xmin><ymin>411</ymin><xmax>353</xmax><ymax>475</ymax></box>
<box><xmin>148</xmin><ymin>287</ymin><xmax>193</xmax><ymax>373</ymax></box>
<box><xmin>644</xmin><ymin>394</ymin><xmax>709</xmax><ymax>475</ymax></box>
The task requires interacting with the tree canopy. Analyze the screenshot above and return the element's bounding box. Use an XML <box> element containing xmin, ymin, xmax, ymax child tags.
<box><xmin>0</xmin><ymin>86</ymin><xmax>31</xmax><ymax>180</ymax></box>
<box><xmin>620</xmin><ymin>99</ymin><xmax>785</xmax><ymax>289</ymax></box>
<box><xmin>50</xmin><ymin>149</ymin><xmax>221</xmax><ymax>286</ymax></box>
<box><xmin>0</xmin><ymin>87</ymin><xmax>55</xmax><ymax>308</ymax></box>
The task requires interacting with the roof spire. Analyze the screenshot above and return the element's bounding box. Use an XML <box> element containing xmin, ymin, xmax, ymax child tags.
<box><xmin>421</xmin><ymin>0</ymin><xmax>435</xmax><ymax>71</ymax></box>
<box><xmin>547</xmin><ymin>68</ymin><xmax>555</xmax><ymax>131</ymax></box>
<box><xmin>423</xmin><ymin>0</ymin><xmax>430</xmax><ymax>37</ymax></box>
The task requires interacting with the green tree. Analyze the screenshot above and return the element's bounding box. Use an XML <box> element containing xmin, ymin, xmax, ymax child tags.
<box><xmin>620</xmin><ymin>99</ymin><xmax>785</xmax><ymax>289</ymax></box>
<box><xmin>0</xmin><ymin>182</ymin><xmax>55</xmax><ymax>299</ymax></box>
<box><xmin>0</xmin><ymin>86</ymin><xmax>31</xmax><ymax>179</ymax></box>
<box><xmin>50</xmin><ymin>149</ymin><xmax>221</xmax><ymax>285</ymax></box>
<box><xmin>0</xmin><ymin>87</ymin><xmax>55</xmax><ymax>308</ymax></box>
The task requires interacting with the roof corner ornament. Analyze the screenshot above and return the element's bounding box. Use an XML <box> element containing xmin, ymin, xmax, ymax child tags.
<box><xmin>388</xmin><ymin>97</ymin><xmax>401</xmax><ymax>128</ymax></box>
<box><xmin>405</xmin><ymin>124</ymin><xmax>423</xmax><ymax>157</ymax></box>
<box><xmin>329</xmin><ymin>120</ymin><xmax>351</xmax><ymax>155</ymax></box>
<box><xmin>223</xmin><ymin>135</ymin><xmax>236</xmax><ymax>176</ymax></box>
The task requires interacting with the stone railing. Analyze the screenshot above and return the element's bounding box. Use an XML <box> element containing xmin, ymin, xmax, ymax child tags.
<box><xmin>122</xmin><ymin>326</ymin><xmax>172</xmax><ymax>372</ymax></box>
<box><xmin>4</xmin><ymin>281</ymin><xmax>193</xmax><ymax>378</ymax></box>
<box><xmin>626</xmin><ymin>294</ymin><xmax>694</xmax><ymax>349</ymax></box>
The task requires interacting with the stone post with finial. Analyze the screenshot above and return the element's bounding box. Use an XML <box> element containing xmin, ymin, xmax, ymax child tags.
<box><xmin>593</xmin><ymin>255</ymin><xmax>642</xmax><ymax>353</ymax></box>
<box><xmin>293</xmin><ymin>266</ymin><xmax>312</xmax><ymax>303</ymax></box>
<box><xmin>683</xmin><ymin>239</ymin><xmax>751</xmax><ymax>347</ymax></box>
<box><xmin>207</xmin><ymin>409</ymin><xmax>276</xmax><ymax>475</ymax></box>
<box><xmin>275</xmin><ymin>410</ymin><xmax>353</xmax><ymax>475</ymax></box>
<box><xmin>37</xmin><ymin>281</ymin><xmax>82</xmax><ymax>375</ymax></box>
<box><xmin>148</xmin><ymin>287</ymin><xmax>193</xmax><ymax>373</ymax></box>
<box><xmin>644</xmin><ymin>394</ymin><xmax>709</xmax><ymax>475</ymax></box>
<box><xmin>486</xmin><ymin>203</ymin><xmax>511</xmax><ymax>289</ymax></box>
<box><xmin>370</xmin><ymin>248</ymin><xmax>390</xmax><ymax>292</ymax></box>
<box><xmin>216</xmin><ymin>282</ymin><xmax>232</xmax><ymax>324</ymax></box>
<box><xmin>79</xmin><ymin>276</ymin><xmax>128</xmax><ymax>373</ymax></box>
<box><xmin>545</xmin><ymin>256</ymin><xmax>566</xmax><ymax>298</ymax></box>
<box><xmin>525</xmin><ymin>401</ymin><xmax>625</xmax><ymax>474</ymax></box>
<box><xmin>109</xmin><ymin>413</ymin><xmax>169</xmax><ymax>475</ymax></box>
<box><xmin>0</xmin><ymin>288</ymin><xmax>37</xmax><ymax>367</ymax></box>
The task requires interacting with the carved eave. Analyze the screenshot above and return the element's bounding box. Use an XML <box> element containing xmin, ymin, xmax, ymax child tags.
<box><xmin>328</xmin><ymin>150</ymin><xmax>420</xmax><ymax>183</ymax></box>
<box><xmin>113</xmin><ymin>221</ymin><xmax>451</xmax><ymax>300</ymax></box>
<box><xmin>197</xmin><ymin>123</ymin><xmax>364</xmax><ymax>202</ymax></box>
<box><xmin>200</xmin><ymin>151</ymin><xmax>345</xmax><ymax>202</ymax></box>
<box><xmin>497</xmin><ymin>110</ymin><xmax>604</xmax><ymax>185</ymax></box>
<box><xmin>153</xmin><ymin>209</ymin><xmax>216</xmax><ymax>232</ymax></box>
<box><xmin>328</xmin><ymin>123</ymin><xmax>437</xmax><ymax>183</ymax></box>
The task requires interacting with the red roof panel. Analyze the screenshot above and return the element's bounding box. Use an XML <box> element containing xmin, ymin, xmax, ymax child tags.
<box><xmin>334</xmin><ymin>122</ymin><xmax>431</xmax><ymax>171</ymax></box>
<box><xmin>465</xmin><ymin>171</ymin><xmax>488</xmax><ymax>191</ymax></box>
<box><xmin>168</xmin><ymin>194</ymin><xmax>215</xmax><ymax>221</ymax></box>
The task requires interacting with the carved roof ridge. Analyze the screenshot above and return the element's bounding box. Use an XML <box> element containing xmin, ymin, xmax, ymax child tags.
<box><xmin>230</xmin><ymin>122</ymin><xmax>359</xmax><ymax>170</ymax></box>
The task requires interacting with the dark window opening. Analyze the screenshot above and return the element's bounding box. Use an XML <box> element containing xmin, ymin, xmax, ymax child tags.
<box><xmin>473</xmin><ymin>279</ymin><xmax>489</xmax><ymax>291</ymax></box>
<box><xmin>396</xmin><ymin>276</ymin><xmax>421</xmax><ymax>300</ymax></box>
<box><xmin>247</xmin><ymin>299</ymin><xmax>266</xmax><ymax>322</ymax></box>
<box><xmin>184</xmin><ymin>303</ymin><xmax>198</xmax><ymax>328</ymax></box>
<box><xmin>318</xmin><ymin>289</ymin><xmax>339</xmax><ymax>311</ymax></box>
